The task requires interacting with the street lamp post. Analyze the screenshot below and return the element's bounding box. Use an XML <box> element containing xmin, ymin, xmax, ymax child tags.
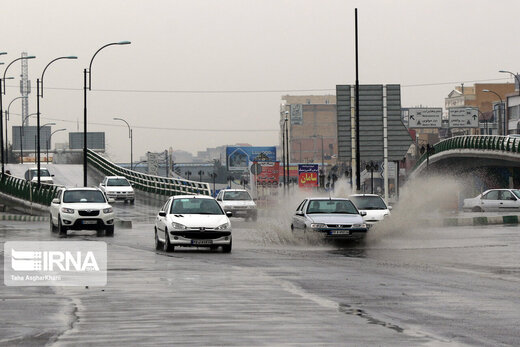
<box><xmin>499</xmin><ymin>70</ymin><xmax>520</xmax><ymax>96</ymax></box>
<box><xmin>47</xmin><ymin>128</ymin><xmax>66</xmax><ymax>164</ymax></box>
<box><xmin>185</xmin><ymin>170</ymin><xmax>192</xmax><ymax>180</ymax></box>
<box><xmin>113</xmin><ymin>117</ymin><xmax>133</xmax><ymax>170</ymax></box>
<box><xmin>37</xmin><ymin>56</ymin><xmax>77</xmax><ymax>184</ymax></box>
<box><xmin>84</xmin><ymin>41</ymin><xmax>131</xmax><ymax>187</ymax></box>
<box><xmin>198</xmin><ymin>170</ymin><xmax>204</xmax><ymax>182</ymax></box>
<box><xmin>209</xmin><ymin>172</ymin><xmax>217</xmax><ymax>197</ymax></box>
<box><xmin>483</xmin><ymin>89</ymin><xmax>505</xmax><ymax>135</ymax></box>
<box><xmin>1</xmin><ymin>54</ymin><xmax>35</xmax><ymax>174</ymax></box>
<box><xmin>5</xmin><ymin>96</ymin><xmax>27</xmax><ymax>163</ymax></box>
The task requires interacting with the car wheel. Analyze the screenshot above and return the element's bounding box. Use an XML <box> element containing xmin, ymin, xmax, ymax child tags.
<box><xmin>222</xmin><ymin>240</ymin><xmax>232</xmax><ymax>253</ymax></box>
<box><xmin>472</xmin><ymin>206</ymin><xmax>483</xmax><ymax>212</ymax></box>
<box><xmin>50</xmin><ymin>214</ymin><xmax>56</xmax><ymax>233</ymax></box>
<box><xmin>105</xmin><ymin>225</ymin><xmax>114</xmax><ymax>237</ymax></box>
<box><xmin>163</xmin><ymin>229</ymin><xmax>175</xmax><ymax>252</ymax></box>
<box><xmin>155</xmin><ymin>229</ymin><xmax>163</xmax><ymax>250</ymax></box>
<box><xmin>130</xmin><ymin>199</ymin><xmax>135</xmax><ymax>205</ymax></box>
<box><xmin>96</xmin><ymin>229</ymin><xmax>104</xmax><ymax>237</ymax></box>
<box><xmin>58</xmin><ymin>217</ymin><xmax>67</xmax><ymax>237</ymax></box>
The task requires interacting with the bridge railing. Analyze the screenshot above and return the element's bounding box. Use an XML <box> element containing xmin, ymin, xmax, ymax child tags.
<box><xmin>87</xmin><ymin>149</ymin><xmax>211</xmax><ymax>196</ymax></box>
<box><xmin>0</xmin><ymin>173</ymin><xmax>59</xmax><ymax>206</ymax></box>
<box><xmin>414</xmin><ymin>135</ymin><xmax>520</xmax><ymax>170</ymax></box>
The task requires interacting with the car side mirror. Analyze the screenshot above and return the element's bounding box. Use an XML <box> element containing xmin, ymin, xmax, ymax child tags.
<box><xmin>100</xmin><ymin>183</ymin><xmax>105</xmax><ymax>186</ymax></box>
<box><xmin>108</xmin><ymin>198</ymin><xmax>115</xmax><ymax>204</ymax></box>
<box><xmin>159</xmin><ymin>211</ymin><xmax>167</xmax><ymax>217</ymax></box>
<box><xmin>296</xmin><ymin>211</ymin><xmax>304</xmax><ymax>216</ymax></box>
<box><xmin>226</xmin><ymin>211</ymin><xmax>233</xmax><ymax>217</ymax></box>
<box><xmin>51</xmin><ymin>174</ymin><xmax>55</xmax><ymax>177</ymax></box>
<box><xmin>388</xmin><ymin>206</ymin><xmax>393</xmax><ymax>210</ymax></box>
<box><xmin>360</xmin><ymin>211</ymin><xmax>367</xmax><ymax>216</ymax></box>
<box><xmin>52</xmin><ymin>198</ymin><xmax>59</xmax><ymax>204</ymax></box>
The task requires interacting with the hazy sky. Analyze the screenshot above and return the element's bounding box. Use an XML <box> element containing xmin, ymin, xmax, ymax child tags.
<box><xmin>2</xmin><ymin>0</ymin><xmax>519</xmax><ymax>162</ymax></box>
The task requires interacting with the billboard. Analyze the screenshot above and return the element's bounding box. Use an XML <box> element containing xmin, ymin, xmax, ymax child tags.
<box><xmin>298</xmin><ymin>164</ymin><xmax>319</xmax><ymax>188</ymax></box>
<box><xmin>290</xmin><ymin>104</ymin><xmax>303</xmax><ymax>125</ymax></box>
<box><xmin>449</xmin><ymin>107</ymin><xmax>479</xmax><ymax>128</ymax></box>
<box><xmin>408</xmin><ymin>108</ymin><xmax>443</xmax><ymax>128</ymax></box>
<box><xmin>12</xmin><ymin>126</ymin><xmax>52</xmax><ymax>151</ymax></box>
<box><xmin>69</xmin><ymin>132</ymin><xmax>105</xmax><ymax>150</ymax></box>
<box><xmin>255</xmin><ymin>161</ymin><xmax>280</xmax><ymax>187</ymax></box>
<box><xmin>226</xmin><ymin>146</ymin><xmax>276</xmax><ymax>171</ymax></box>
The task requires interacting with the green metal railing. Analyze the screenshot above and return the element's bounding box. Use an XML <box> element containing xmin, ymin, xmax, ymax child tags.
<box><xmin>87</xmin><ymin>149</ymin><xmax>211</xmax><ymax>196</ymax></box>
<box><xmin>414</xmin><ymin>135</ymin><xmax>520</xmax><ymax>170</ymax></box>
<box><xmin>0</xmin><ymin>174</ymin><xmax>59</xmax><ymax>206</ymax></box>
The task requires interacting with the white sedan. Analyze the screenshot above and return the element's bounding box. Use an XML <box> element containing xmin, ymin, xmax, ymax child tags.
<box><xmin>463</xmin><ymin>189</ymin><xmax>520</xmax><ymax>212</ymax></box>
<box><xmin>154</xmin><ymin>195</ymin><xmax>233</xmax><ymax>252</ymax></box>
<box><xmin>348</xmin><ymin>194</ymin><xmax>392</xmax><ymax>228</ymax></box>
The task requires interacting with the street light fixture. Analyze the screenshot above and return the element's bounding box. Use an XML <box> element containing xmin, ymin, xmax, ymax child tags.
<box><xmin>47</xmin><ymin>128</ymin><xmax>66</xmax><ymax>164</ymax></box>
<box><xmin>1</xmin><ymin>54</ymin><xmax>36</xmax><ymax>174</ymax></box>
<box><xmin>209</xmin><ymin>172</ymin><xmax>217</xmax><ymax>197</ymax></box>
<box><xmin>499</xmin><ymin>70</ymin><xmax>520</xmax><ymax>96</ymax></box>
<box><xmin>483</xmin><ymin>89</ymin><xmax>505</xmax><ymax>135</ymax></box>
<box><xmin>198</xmin><ymin>170</ymin><xmax>204</xmax><ymax>182</ymax></box>
<box><xmin>365</xmin><ymin>161</ymin><xmax>379</xmax><ymax>194</ymax></box>
<box><xmin>84</xmin><ymin>41</ymin><xmax>131</xmax><ymax>186</ymax></box>
<box><xmin>5</xmin><ymin>96</ymin><xmax>27</xmax><ymax>163</ymax></box>
<box><xmin>37</xmin><ymin>56</ymin><xmax>77</xmax><ymax>184</ymax></box>
<box><xmin>113</xmin><ymin>117</ymin><xmax>133</xmax><ymax>170</ymax></box>
<box><xmin>185</xmin><ymin>170</ymin><xmax>192</xmax><ymax>180</ymax></box>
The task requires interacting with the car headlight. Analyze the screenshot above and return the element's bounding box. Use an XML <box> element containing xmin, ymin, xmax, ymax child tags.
<box><xmin>172</xmin><ymin>222</ymin><xmax>188</xmax><ymax>230</ymax></box>
<box><xmin>103</xmin><ymin>207</ymin><xmax>113</xmax><ymax>214</ymax></box>
<box><xmin>61</xmin><ymin>207</ymin><xmax>74</xmax><ymax>214</ymax></box>
<box><xmin>310</xmin><ymin>223</ymin><xmax>327</xmax><ymax>229</ymax></box>
<box><xmin>214</xmin><ymin>222</ymin><xmax>231</xmax><ymax>231</ymax></box>
<box><xmin>353</xmin><ymin>223</ymin><xmax>367</xmax><ymax>228</ymax></box>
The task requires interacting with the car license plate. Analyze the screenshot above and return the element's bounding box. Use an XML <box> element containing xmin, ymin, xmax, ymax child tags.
<box><xmin>192</xmin><ymin>240</ymin><xmax>213</xmax><ymax>245</ymax></box>
<box><xmin>82</xmin><ymin>220</ymin><xmax>97</xmax><ymax>225</ymax></box>
<box><xmin>330</xmin><ymin>230</ymin><xmax>350</xmax><ymax>235</ymax></box>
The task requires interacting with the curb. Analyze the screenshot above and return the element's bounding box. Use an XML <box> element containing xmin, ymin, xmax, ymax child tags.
<box><xmin>422</xmin><ymin>215</ymin><xmax>520</xmax><ymax>227</ymax></box>
<box><xmin>0</xmin><ymin>214</ymin><xmax>49</xmax><ymax>222</ymax></box>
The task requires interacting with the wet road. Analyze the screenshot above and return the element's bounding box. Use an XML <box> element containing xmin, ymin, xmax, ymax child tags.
<box><xmin>1</xmin><ymin>202</ymin><xmax>520</xmax><ymax>346</ymax></box>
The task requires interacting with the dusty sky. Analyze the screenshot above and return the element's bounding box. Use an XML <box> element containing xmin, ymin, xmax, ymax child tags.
<box><xmin>1</xmin><ymin>0</ymin><xmax>519</xmax><ymax>162</ymax></box>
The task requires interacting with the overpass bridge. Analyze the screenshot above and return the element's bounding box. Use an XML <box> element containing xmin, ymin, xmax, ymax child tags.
<box><xmin>0</xmin><ymin>149</ymin><xmax>211</xmax><ymax>214</ymax></box>
<box><xmin>412</xmin><ymin>135</ymin><xmax>520</xmax><ymax>189</ymax></box>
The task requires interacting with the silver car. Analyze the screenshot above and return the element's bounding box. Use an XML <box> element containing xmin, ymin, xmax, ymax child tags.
<box><xmin>291</xmin><ymin>198</ymin><xmax>368</xmax><ymax>240</ymax></box>
<box><xmin>463</xmin><ymin>189</ymin><xmax>520</xmax><ymax>212</ymax></box>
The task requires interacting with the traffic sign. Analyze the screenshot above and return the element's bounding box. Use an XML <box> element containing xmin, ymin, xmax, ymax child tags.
<box><xmin>250</xmin><ymin>163</ymin><xmax>262</xmax><ymax>175</ymax></box>
<box><xmin>408</xmin><ymin>108</ymin><xmax>443</xmax><ymax>128</ymax></box>
<box><xmin>449</xmin><ymin>107</ymin><xmax>479</xmax><ymax>128</ymax></box>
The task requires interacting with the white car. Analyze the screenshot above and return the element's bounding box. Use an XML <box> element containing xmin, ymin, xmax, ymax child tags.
<box><xmin>216</xmin><ymin>189</ymin><xmax>257</xmax><ymax>221</ymax></box>
<box><xmin>348</xmin><ymin>194</ymin><xmax>392</xmax><ymax>228</ymax></box>
<box><xmin>99</xmin><ymin>176</ymin><xmax>135</xmax><ymax>204</ymax></box>
<box><xmin>154</xmin><ymin>195</ymin><xmax>233</xmax><ymax>252</ymax></box>
<box><xmin>291</xmin><ymin>197</ymin><xmax>368</xmax><ymax>241</ymax></box>
<box><xmin>463</xmin><ymin>189</ymin><xmax>520</xmax><ymax>212</ymax></box>
<box><xmin>50</xmin><ymin>187</ymin><xmax>116</xmax><ymax>237</ymax></box>
<box><xmin>24</xmin><ymin>167</ymin><xmax>54</xmax><ymax>185</ymax></box>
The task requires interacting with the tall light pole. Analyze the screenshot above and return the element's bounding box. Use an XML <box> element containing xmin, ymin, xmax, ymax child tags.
<box><xmin>1</xmin><ymin>54</ymin><xmax>36</xmax><ymax>174</ymax></box>
<box><xmin>47</xmin><ymin>128</ymin><xmax>65</xmax><ymax>164</ymax></box>
<box><xmin>5</xmin><ymin>96</ymin><xmax>27</xmax><ymax>163</ymax></box>
<box><xmin>499</xmin><ymin>70</ymin><xmax>520</xmax><ymax>96</ymax></box>
<box><xmin>84</xmin><ymin>41</ymin><xmax>131</xmax><ymax>186</ymax></box>
<box><xmin>483</xmin><ymin>89</ymin><xmax>505</xmax><ymax>135</ymax></box>
<box><xmin>113</xmin><ymin>117</ymin><xmax>133</xmax><ymax>170</ymax></box>
<box><xmin>37</xmin><ymin>56</ymin><xmax>77</xmax><ymax>184</ymax></box>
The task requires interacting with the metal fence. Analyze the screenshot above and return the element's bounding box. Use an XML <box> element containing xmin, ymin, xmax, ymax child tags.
<box><xmin>414</xmin><ymin>135</ymin><xmax>520</xmax><ymax>170</ymax></box>
<box><xmin>0</xmin><ymin>174</ymin><xmax>58</xmax><ymax>206</ymax></box>
<box><xmin>87</xmin><ymin>149</ymin><xmax>211</xmax><ymax>196</ymax></box>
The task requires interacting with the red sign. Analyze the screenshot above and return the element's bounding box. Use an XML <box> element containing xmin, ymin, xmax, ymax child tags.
<box><xmin>298</xmin><ymin>164</ymin><xmax>319</xmax><ymax>188</ymax></box>
<box><xmin>255</xmin><ymin>161</ymin><xmax>280</xmax><ymax>187</ymax></box>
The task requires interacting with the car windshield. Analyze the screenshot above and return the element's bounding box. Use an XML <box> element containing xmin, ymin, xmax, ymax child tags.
<box><xmin>349</xmin><ymin>196</ymin><xmax>388</xmax><ymax>210</ymax></box>
<box><xmin>63</xmin><ymin>190</ymin><xmax>107</xmax><ymax>203</ymax></box>
<box><xmin>224</xmin><ymin>191</ymin><xmax>252</xmax><ymax>201</ymax></box>
<box><xmin>30</xmin><ymin>169</ymin><xmax>51</xmax><ymax>178</ymax></box>
<box><xmin>170</xmin><ymin>198</ymin><xmax>224</xmax><ymax>215</ymax></box>
<box><xmin>306</xmin><ymin>200</ymin><xmax>358</xmax><ymax>214</ymax></box>
<box><xmin>107</xmin><ymin>178</ymin><xmax>131</xmax><ymax>186</ymax></box>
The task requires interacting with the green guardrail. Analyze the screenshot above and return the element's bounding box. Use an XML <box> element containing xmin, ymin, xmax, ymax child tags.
<box><xmin>87</xmin><ymin>149</ymin><xmax>211</xmax><ymax>196</ymax></box>
<box><xmin>413</xmin><ymin>135</ymin><xmax>520</xmax><ymax>171</ymax></box>
<box><xmin>0</xmin><ymin>173</ymin><xmax>59</xmax><ymax>206</ymax></box>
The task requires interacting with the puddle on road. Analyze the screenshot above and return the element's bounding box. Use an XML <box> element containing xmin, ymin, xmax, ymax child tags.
<box><xmin>339</xmin><ymin>303</ymin><xmax>404</xmax><ymax>333</ymax></box>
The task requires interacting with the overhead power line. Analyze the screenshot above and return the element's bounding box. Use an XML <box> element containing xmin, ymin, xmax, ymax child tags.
<box><xmin>2</xmin><ymin>77</ymin><xmax>511</xmax><ymax>94</ymax></box>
